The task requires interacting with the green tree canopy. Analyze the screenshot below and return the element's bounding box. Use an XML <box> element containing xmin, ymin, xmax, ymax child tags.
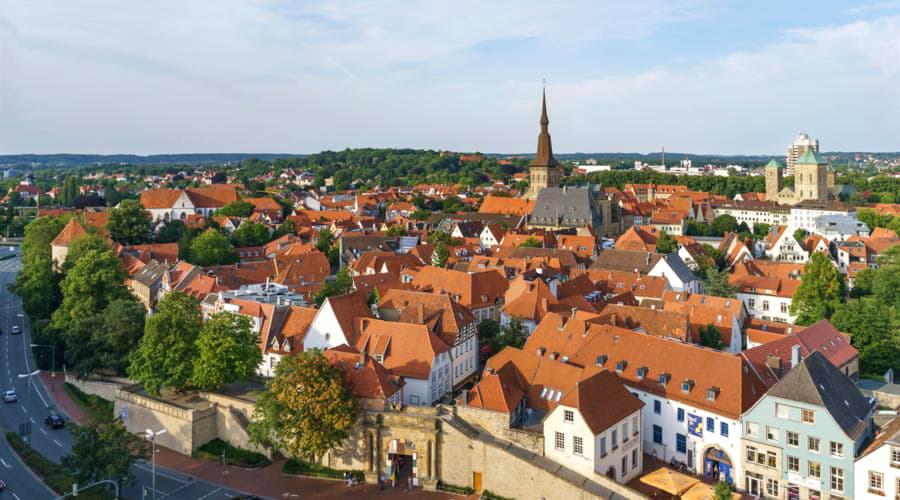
<box><xmin>655</xmin><ymin>230</ymin><xmax>677</xmax><ymax>254</ymax></box>
<box><xmin>710</xmin><ymin>214</ymin><xmax>738</xmax><ymax>236</ymax></box>
<box><xmin>193</xmin><ymin>312</ymin><xmax>261</xmax><ymax>391</ymax></box>
<box><xmin>701</xmin><ymin>268</ymin><xmax>739</xmax><ymax>298</ymax></box>
<box><xmin>431</xmin><ymin>240</ymin><xmax>450</xmax><ymax>268</ymax></box>
<box><xmin>155</xmin><ymin>219</ymin><xmax>187</xmax><ymax>244</ymax></box>
<box><xmin>107</xmin><ymin>199</ymin><xmax>152</xmax><ymax>244</ymax></box>
<box><xmin>314</xmin><ymin>228</ymin><xmax>336</xmax><ymax>253</ymax></box>
<box><xmin>793</xmin><ymin>228</ymin><xmax>808</xmax><ymax>244</ymax></box>
<box><xmin>189</xmin><ymin>228</ymin><xmax>239</xmax><ymax>266</ymax></box>
<box><xmin>128</xmin><ymin>291</ymin><xmax>202</xmax><ymax>395</ymax></box>
<box><xmin>790</xmin><ymin>252</ymin><xmax>845</xmax><ymax>325</ymax></box>
<box><xmin>249</xmin><ymin>351</ymin><xmax>358</xmax><ymax>459</ymax></box>
<box><xmin>698</xmin><ymin>324</ymin><xmax>726</xmax><ymax>350</ymax></box>
<box><xmin>831</xmin><ymin>297</ymin><xmax>899</xmax><ymax>377</ymax></box>
<box><xmin>517</xmin><ymin>236</ymin><xmax>542</xmax><ymax>248</ymax></box>
<box><xmin>15</xmin><ymin>215</ymin><xmax>68</xmax><ymax>319</ymax></box>
<box><xmin>96</xmin><ymin>299</ymin><xmax>147</xmax><ymax>375</ymax></box>
<box><xmin>230</xmin><ymin>221</ymin><xmax>271</xmax><ymax>248</ymax></box>
<box><xmin>62</xmin><ymin>419</ymin><xmax>150</xmax><ymax>492</ymax></box>
<box><xmin>313</xmin><ymin>267</ymin><xmax>353</xmax><ymax>307</ymax></box>
<box><xmin>497</xmin><ymin>318</ymin><xmax>528</xmax><ymax>349</ymax></box>
<box><xmin>215</xmin><ymin>200</ymin><xmax>255</xmax><ymax>217</ymax></box>
<box><xmin>61</xmin><ymin>234</ymin><xmax>111</xmax><ymax>274</ymax></box>
<box><xmin>53</xmin><ymin>247</ymin><xmax>131</xmax><ymax>332</ymax></box>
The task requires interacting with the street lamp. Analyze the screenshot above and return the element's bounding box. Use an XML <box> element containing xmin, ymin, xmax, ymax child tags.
<box><xmin>18</xmin><ymin>369</ymin><xmax>39</xmax><ymax>445</ymax></box>
<box><xmin>30</xmin><ymin>344</ymin><xmax>55</xmax><ymax>391</ymax></box>
<box><xmin>145</xmin><ymin>428</ymin><xmax>167</xmax><ymax>500</ymax></box>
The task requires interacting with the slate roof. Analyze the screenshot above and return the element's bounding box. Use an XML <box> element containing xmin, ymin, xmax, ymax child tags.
<box><xmin>766</xmin><ymin>351</ymin><xmax>873</xmax><ymax>441</ymax></box>
<box><xmin>529</xmin><ymin>187</ymin><xmax>597</xmax><ymax>227</ymax></box>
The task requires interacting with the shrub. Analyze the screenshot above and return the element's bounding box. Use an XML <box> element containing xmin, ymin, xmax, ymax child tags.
<box><xmin>481</xmin><ymin>491</ymin><xmax>514</xmax><ymax>500</ymax></box>
<box><xmin>282</xmin><ymin>458</ymin><xmax>364</xmax><ymax>482</ymax></box>
<box><xmin>64</xmin><ymin>383</ymin><xmax>113</xmax><ymax>423</ymax></box>
<box><xmin>193</xmin><ymin>438</ymin><xmax>270</xmax><ymax>468</ymax></box>
<box><xmin>6</xmin><ymin>432</ymin><xmax>112</xmax><ymax>499</ymax></box>
<box><xmin>437</xmin><ymin>481</ymin><xmax>475</xmax><ymax>495</ymax></box>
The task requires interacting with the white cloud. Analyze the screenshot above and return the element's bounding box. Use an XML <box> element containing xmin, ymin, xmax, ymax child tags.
<box><xmin>0</xmin><ymin>1</ymin><xmax>898</xmax><ymax>154</ymax></box>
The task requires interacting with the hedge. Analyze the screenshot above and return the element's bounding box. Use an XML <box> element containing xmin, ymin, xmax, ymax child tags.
<box><xmin>192</xmin><ymin>438</ymin><xmax>270</xmax><ymax>468</ymax></box>
<box><xmin>64</xmin><ymin>383</ymin><xmax>114</xmax><ymax>423</ymax></box>
<box><xmin>283</xmin><ymin>458</ymin><xmax>364</xmax><ymax>482</ymax></box>
<box><xmin>481</xmin><ymin>491</ymin><xmax>514</xmax><ymax>500</ymax></box>
<box><xmin>5</xmin><ymin>432</ymin><xmax>113</xmax><ymax>499</ymax></box>
<box><xmin>437</xmin><ymin>481</ymin><xmax>475</xmax><ymax>495</ymax></box>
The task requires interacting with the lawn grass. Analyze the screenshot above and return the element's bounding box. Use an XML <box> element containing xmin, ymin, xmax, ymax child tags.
<box><xmin>64</xmin><ymin>382</ymin><xmax>114</xmax><ymax>423</ymax></box>
<box><xmin>192</xmin><ymin>438</ymin><xmax>271</xmax><ymax>468</ymax></box>
<box><xmin>283</xmin><ymin>458</ymin><xmax>364</xmax><ymax>482</ymax></box>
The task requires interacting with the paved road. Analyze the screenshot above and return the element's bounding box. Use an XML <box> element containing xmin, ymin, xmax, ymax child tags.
<box><xmin>0</xmin><ymin>257</ymin><xmax>254</xmax><ymax>499</ymax></box>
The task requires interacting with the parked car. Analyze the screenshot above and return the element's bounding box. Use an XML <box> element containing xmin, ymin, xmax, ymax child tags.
<box><xmin>0</xmin><ymin>478</ymin><xmax>5</xmax><ymax>491</ymax></box>
<box><xmin>45</xmin><ymin>413</ymin><xmax>64</xmax><ymax>429</ymax></box>
<box><xmin>2</xmin><ymin>390</ymin><xmax>16</xmax><ymax>403</ymax></box>
<box><xmin>10</xmin><ymin>325</ymin><xmax>20</xmax><ymax>335</ymax></box>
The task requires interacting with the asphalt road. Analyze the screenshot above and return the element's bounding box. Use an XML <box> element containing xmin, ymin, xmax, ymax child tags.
<box><xmin>0</xmin><ymin>257</ymin><xmax>253</xmax><ymax>499</ymax></box>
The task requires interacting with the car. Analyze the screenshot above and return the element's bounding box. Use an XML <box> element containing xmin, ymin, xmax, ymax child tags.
<box><xmin>45</xmin><ymin>413</ymin><xmax>64</xmax><ymax>429</ymax></box>
<box><xmin>0</xmin><ymin>479</ymin><xmax>5</xmax><ymax>491</ymax></box>
<box><xmin>2</xmin><ymin>390</ymin><xmax>16</xmax><ymax>403</ymax></box>
<box><xmin>10</xmin><ymin>325</ymin><xmax>20</xmax><ymax>335</ymax></box>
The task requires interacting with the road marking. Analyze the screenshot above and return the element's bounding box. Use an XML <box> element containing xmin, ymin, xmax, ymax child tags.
<box><xmin>134</xmin><ymin>463</ymin><xmax>190</xmax><ymax>484</ymax></box>
<box><xmin>12</xmin><ymin>492</ymin><xmax>20</xmax><ymax>500</ymax></box>
<box><xmin>21</xmin><ymin>406</ymin><xmax>26</xmax><ymax>413</ymax></box>
<box><xmin>29</xmin><ymin>417</ymin><xmax>35</xmax><ymax>423</ymax></box>
<box><xmin>53</xmin><ymin>439</ymin><xmax>62</xmax><ymax>447</ymax></box>
<box><xmin>0</xmin><ymin>458</ymin><xmax>9</xmax><ymax>468</ymax></box>
<box><xmin>198</xmin><ymin>488</ymin><xmax>222</xmax><ymax>500</ymax></box>
<box><xmin>39</xmin><ymin>428</ymin><xmax>47</xmax><ymax>435</ymax></box>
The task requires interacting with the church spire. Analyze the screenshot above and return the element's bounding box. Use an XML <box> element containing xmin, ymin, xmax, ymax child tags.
<box><xmin>532</xmin><ymin>88</ymin><xmax>558</xmax><ymax>168</ymax></box>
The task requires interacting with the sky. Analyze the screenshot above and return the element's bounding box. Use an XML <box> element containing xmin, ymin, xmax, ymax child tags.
<box><xmin>1</xmin><ymin>0</ymin><xmax>900</xmax><ymax>155</ymax></box>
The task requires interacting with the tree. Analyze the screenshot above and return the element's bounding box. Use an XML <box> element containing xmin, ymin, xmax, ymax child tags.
<box><xmin>314</xmin><ymin>228</ymin><xmax>336</xmax><ymax>253</ymax></box>
<box><xmin>96</xmin><ymin>299</ymin><xmax>146</xmax><ymax>375</ymax></box>
<box><xmin>313</xmin><ymin>268</ymin><xmax>354</xmax><ymax>307</ymax></box>
<box><xmin>710</xmin><ymin>214</ymin><xmax>738</xmax><ymax>236</ymax></box>
<box><xmin>497</xmin><ymin>318</ymin><xmax>528</xmax><ymax>349</ymax></box>
<box><xmin>15</xmin><ymin>215</ymin><xmax>68</xmax><ymax>320</ymax></box>
<box><xmin>189</xmin><ymin>228</ymin><xmax>239</xmax><ymax>266</ymax></box>
<box><xmin>790</xmin><ymin>252</ymin><xmax>845</xmax><ymax>325</ymax></box>
<box><xmin>61</xmin><ymin>234</ymin><xmax>111</xmax><ymax>274</ymax></box>
<box><xmin>427</xmin><ymin>231</ymin><xmax>451</xmax><ymax>246</ymax></box>
<box><xmin>793</xmin><ymin>228</ymin><xmax>808</xmax><ymax>245</ymax></box>
<box><xmin>701</xmin><ymin>269</ymin><xmax>738</xmax><ymax>298</ymax></box>
<box><xmin>385</xmin><ymin>225</ymin><xmax>407</xmax><ymax>238</ymax></box>
<box><xmin>229</xmin><ymin>221</ymin><xmax>271</xmax><ymax>247</ymax></box>
<box><xmin>249</xmin><ymin>351</ymin><xmax>358</xmax><ymax>460</ymax></box>
<box><xmin>517</xmin><ymin>236</ymin><xmax>542</xmax><ymax>248</ymax></box>
<box><xmin>107</xmin><ymin>199</ymin><xmax>152</xmax><ymax>244</ymax></box>
<box><xmin>832</xmin><ymin>297</ymin><xmax>900</xmax><ymax>376</ymax></box>
<box><xmin>752</xmin><ymin>223</ymin><xmax>771</xmax><ymax>238</ymax></box>
<box><xmin>53</xmin><ymin>247</ymin><xmax>131</xmax><ymax>332</ymax></box>
<box><xmin>850</xmin><ymin>268</ymin><xmax>876</xmax><ymax>298</ymax></box>
<box><xmin>128</xmin><ymin>292</ymin><xmax>202</xmax><ymax>395</ymax></box>
<box><xmin>431</xmin><ymin>240</ymin><xmax>449</xmax><ymax>268</ymax></box>
<box><xmin>655</xmin><ymin>230</ymin><xmax>677</xmax><ymax>254</ymax></box>
<box><xmin>215</xmin><ymin>200</ymin><xmax>255</xmax><ymax>217</ymax></box>
<box><xmin>872</xmin><ymin>265</ymin><xmax>900</xmax><ymax>311</ymax></box>
<box><xmin>193</xmin><ymin>312</ymin><xmax>261</xmax><ymax>391</ymax></box>
<box><xmin>62</xmin><ymin>419</ymin><xmax>150</xmax><ymax>493</ymax></box>
<box><xmin>713</xmin><ymin>480</ymin><xmax>734</xmax><ymax>500</ymax></box>
<box><xmin>698</xmin><ymin>324</ymin><xmax>726</xmax><ymax>350</ymax></box>
<box><xmin>155</xmin><ymin>220</ymin><xmax>187</xmax><ymax>243</ymax></box>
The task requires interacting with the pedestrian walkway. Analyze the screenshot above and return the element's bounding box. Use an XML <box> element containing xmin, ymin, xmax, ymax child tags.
<box><xmin>41</xmin><ymin>372</ymin><xmax>460</xmax><ymax>499</ymax></box>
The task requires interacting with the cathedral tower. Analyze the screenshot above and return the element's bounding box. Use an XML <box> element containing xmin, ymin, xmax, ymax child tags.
<box><xmin>523</xmin><ymin>90</ymin><xmax>560</xmax><ymax>200</ymax></box>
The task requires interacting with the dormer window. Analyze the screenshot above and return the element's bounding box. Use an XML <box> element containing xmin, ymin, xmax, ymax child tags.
<box><xmin>707</xmin><ymin>387</ymin><xmax>720</xmax><ymax>401</ymax></box>
<box><xmin>615</xmin><ymin>360</ymin><xmax>627</xmax><ymax>373</ymax></box>
<box><xmin>681</xmin><ymin>380</ymin><xmax>694</xmax><ymax>393</ymax></box>
<box><xmin>658</xmin><ymin>373</ymin><xmax>670</xmax><ymax>386</ymax></box>
<box><xmin>636</xmin><ymin>367</ymin><xmax>648</xmax><ymax>380</ymax></box>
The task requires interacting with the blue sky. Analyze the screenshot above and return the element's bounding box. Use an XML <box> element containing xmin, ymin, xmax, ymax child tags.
<box><xmin>2</xmin><ymin>1</ymin><xmax>900</xmax><ymax>155</ymax></box>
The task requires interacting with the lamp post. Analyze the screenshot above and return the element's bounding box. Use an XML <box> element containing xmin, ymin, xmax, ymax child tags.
<box><xmin>145</xmin><ymin>428</ymin><xmax>166</xmax><ymax>500</ymax></box>
<box><xmin>29</xmin><ymin>344</ymin><xmax>55</xmax><ymax>391</ymax></box>
<box><xmin>18</xmin><ymin>369</ymin><xmax>39</xmax><ymax>445</ymax></box>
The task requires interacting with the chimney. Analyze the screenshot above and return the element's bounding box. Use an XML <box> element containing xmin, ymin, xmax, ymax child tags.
<box><xmin>791</xmin><ymin>344</ymin><xmax>801</xmax><ymax>369</ymax></box>
<box><xmin>416</xmin><ymin>302</ymin><xmax>425</xmax><ymax>324</ymax></box>
<box><xmin>765</xmin><ymin>355</ymin><xmax>783</xmax><ymax>378</ymax></box>
<box><xmin>549</xmin><ymin>352</ymin><xmax>558</xmax><ymax>361</ymax></box>
<box><xmin>536</xmin><ymin>347</ymin><xmax>546</xmax><ymax>357</ymax></box>
<box><xmin>359</xmin><ymin>349</ymin><xmax>368</xmax><ymax>366</ymax></box>
<box><xmin>541</xmin><ymin>298</ymin><xmax>549</xmax><ymax>312</ymax></box>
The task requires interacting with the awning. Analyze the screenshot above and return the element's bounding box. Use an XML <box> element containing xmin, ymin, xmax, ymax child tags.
<box><xmin>680</xmin><ymin>482</ymin><xmax>742</xmax><ymax>500</ymax></box>
<box><xmin>640</xmin><ymin>467</ymin><xmax>700</xmax><ymax>496</ymax></box>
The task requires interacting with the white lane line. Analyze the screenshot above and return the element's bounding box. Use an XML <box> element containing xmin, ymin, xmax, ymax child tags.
<box><xmin>29</xmin><ymin>417</ymin><xmax>35</xmax><ymax>423</ymax></box>
<box><xmin>198</xmin><ymin>488</ymin><xmax>222</xmax><ymax>500</ymax></box>
<box><xmin>12</xmin><ymin>492</ymin><xmax>21</xmax><ymax>500</ymax></box>
<box><xmin>53</xmin><ymin>439</ymin><xmax>62</xmax><ymax>447</ymax></box>
<box><xmin>21</xmin><ymin>406</ymin><xmax>26</xmax><ymax>413</ymax></box>
<box><xmin>39</xmin><ymin>428</ymin><xmax>47</xmax><ymax>435</ymax></box>
<box><xmin>133</xmin><ymin>463</ymin><xmax>190</xmax><ymax>484</ymax></box>
<box><xmin>0</xmin><ymin>458</ymin><xmax>9</xmax><ymax>468</ymax></box>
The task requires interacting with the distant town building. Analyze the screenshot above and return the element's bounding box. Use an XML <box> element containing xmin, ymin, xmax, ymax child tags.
<box><xmin>786</xmin><ymin>132</ymin><xmax>819</xmax><ymax>176</ymax></box>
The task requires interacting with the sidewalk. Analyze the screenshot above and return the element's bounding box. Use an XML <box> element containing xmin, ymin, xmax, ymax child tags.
<box><xmin>41</xmin><ymin>372</ymin><xmax>460</xmax><ymax>499</ymax></box>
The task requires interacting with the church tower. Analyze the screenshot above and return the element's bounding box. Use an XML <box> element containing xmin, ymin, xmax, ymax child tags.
<box><xmin>764</xmin><ymin>159</ymin><xmax>784</xmax><ymax>202</ymax></box>
<box><xmin>523</xmin><ymin>90</ymin><xmax>560</xmax><ymax>200</ymax></box>
<box><xmin>794</xmin><ymin>149</ymin><xmax>828</xmax><ymax>202</ymax></box>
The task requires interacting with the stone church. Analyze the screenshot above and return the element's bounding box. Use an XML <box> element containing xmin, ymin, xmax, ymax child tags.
<box><xmin>765</xmin><ymin>149</ymin><xmax>838</xmax><ymax>205</ymax></box>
